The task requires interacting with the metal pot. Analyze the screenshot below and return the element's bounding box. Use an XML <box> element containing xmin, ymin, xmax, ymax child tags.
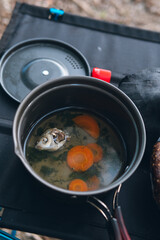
<box><xmin>13</xmin><ymin>75</ymin><xmax>146</xmax><ymax>197</ymax></box>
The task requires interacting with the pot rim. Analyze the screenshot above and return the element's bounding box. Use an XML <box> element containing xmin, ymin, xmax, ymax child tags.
<box><xmin>13</xmin><ymin>76</ymin><xmax>146</xmax><ymax>196</ymax></box>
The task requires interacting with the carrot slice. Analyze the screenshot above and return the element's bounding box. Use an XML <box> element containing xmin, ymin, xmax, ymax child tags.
<box><xmin>73</xmin><ymin>114</ymin><xmax>100</xmax><ymax>139</ymax></box>
<box><xmin>69</xmin><ymin>179</ymin><xmax>88</xmax><ymax>191</ymax></box>
<box><xmin>67</xmin><ymin>145</ymin><xmax>93</xmax><ymax>172</ymax></box>
<box><xmin>87</xmin><ymin>143</ymin><xmax>103</xmax><ymax>163</ymax></box>
<box><xmin>87</xmin><ymin>175</ymin><xmax>100</xmax><ymax>191</ymax></box>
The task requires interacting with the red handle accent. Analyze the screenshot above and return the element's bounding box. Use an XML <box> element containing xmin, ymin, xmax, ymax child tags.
<box><xmin>115</xmin><ymin>206</ymin><xmax>131</xmax><ymax>240</ymax></box>
<box><xmin>91</xmin><ymin>67</ymin><xmax>111</xmax><ymax>83</ymax></box>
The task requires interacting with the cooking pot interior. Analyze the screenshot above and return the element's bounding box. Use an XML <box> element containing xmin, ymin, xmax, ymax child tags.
<box><xmin>15</xmin><ymin>76</ymin><xmax>145</xmax><ymax>194</ymax></box>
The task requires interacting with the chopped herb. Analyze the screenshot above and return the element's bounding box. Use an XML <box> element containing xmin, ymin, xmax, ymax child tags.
<box><xmin>40</xmin><ymin>166</ymin><xmax>55</xmax><ymax>176</ymax></box>
<box><xmin>36</xmin><ymin>127</ymin><xmax>44</xmax><ymax>136</ymax></box>
<box><xmin>69</xmin><ymin>165</ymin><xmax>101</xmax><ymax>181</ymax></box>
<box><xmin>83</xmin><ymin>136</ymin><xmax>87</xmax><ymax>140</ymax></box>
<box><xmin>50</xmin><ymin>155</ymin><xmax>59</xmax><ymax>161</ymax></box>
<box><xmin>50</xmin><ymin>151</ymin><xmax>68</xmax><ymax>161</ymax></box>
<box><xmin>27</xmin><ymin>147</ymin><xmax>48</xmax><ymax>163</ymax></box>
<box><xmin>72</xmin><ymin>125</ymin><xmax>80</xmax><ymax>138</ymax></box>
<box><xmin>58</xmin><ymin>151</ymin><xmax>68</xmax><ymax>160</ymax></box>
<box><xmin>48</xmin><ymin>122</ymin><xmax>55</xmax><ymax>128</ymax></box>
<box><xmin>97</xmin><ymin>135</ymin><xmax>109</xmax><ymax>153</ymax></box>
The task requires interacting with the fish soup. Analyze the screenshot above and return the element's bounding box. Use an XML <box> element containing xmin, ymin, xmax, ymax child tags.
<box><xmin>25</xmin><ymin>108</ymin><xmax>126</xmax><ymax>192</ymax></box>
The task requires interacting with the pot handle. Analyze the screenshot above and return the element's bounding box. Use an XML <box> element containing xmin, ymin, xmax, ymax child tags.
<box><xmin>87</xmin><ymin>196</ymin><xmax>123</xmax><ymax>240</ymax></box>
<box><xmin>110</xmin><ymin>218</ymin><xmax>122</xmax><ymax>240</ymax></box>
<box><xmin>0</xmin><ymin>118</ymin><xmax>12</xmax><ymax>134</ymax></box>
<box><xmin>113</xmin><ymin>185</ymin><xmax>131</xmax><ymax>240</ymax></box>
<box><xmin>114</xmin><ymin>206</ymin><xmax>131</xmax><ymax>240</ymax></box>
<box><xmin>150</xmin><ymin>138</ymin><xmax>160</xmax><ymax>208</ymax></box>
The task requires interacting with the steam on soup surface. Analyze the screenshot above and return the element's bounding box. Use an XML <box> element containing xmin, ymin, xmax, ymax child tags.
<box><xmin>25</xmin><ymin>108</ymin><xmax>126</xmax><ymax>192</ymax></box>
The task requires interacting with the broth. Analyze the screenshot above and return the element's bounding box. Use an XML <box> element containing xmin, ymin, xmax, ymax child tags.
<box><xmin>25</xmin><ymin>108</ymin><xmax>126</xmax><ymax>191</ymax></box>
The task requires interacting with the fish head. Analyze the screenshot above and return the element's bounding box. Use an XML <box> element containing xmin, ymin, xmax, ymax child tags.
<box><xmin>35</xmin><ymin>133</ymin><xmax>53</xmax><ymax>151</ymax></box>
<box><xmin>35</xmin><ymin>128</ymin><xmax>70</xmax><ymax>151</ymax></box>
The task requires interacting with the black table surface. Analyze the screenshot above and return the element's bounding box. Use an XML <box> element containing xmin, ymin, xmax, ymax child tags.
<box><xmin>0</xmin><ymin>3</ymin><xmax>160</xmax><ymax>240</ymax></box>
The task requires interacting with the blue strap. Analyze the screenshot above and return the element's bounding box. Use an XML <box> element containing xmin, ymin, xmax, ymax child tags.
<box><xmin>11</xmin><ymin>231</ymin><xmax>16</xmax><ymax>238</ymax></box>
<box><xmin>0</xmin><ymin>207</ymin><xmax>3</xmax><ymax>221</ymax></box>
<box><xmin>0</xmin><ymin>208</ymin><xmax>19</xmax><ymax>239</ymax></box>
<box><xmin>49</xmin><ymin>8</ymin><xmax>64</xmax><ymax>21</ymax></box>
<box><xmin>0</xmin><ymin>230</ymin><xmax>19</xmax><ymax>240</ymax></box>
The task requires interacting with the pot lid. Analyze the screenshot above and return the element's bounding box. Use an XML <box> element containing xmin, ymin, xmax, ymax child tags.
<box><xmin>0</xmin><ymin>38</ymin><xmax>90</xmax><ymax>102</ymax></box>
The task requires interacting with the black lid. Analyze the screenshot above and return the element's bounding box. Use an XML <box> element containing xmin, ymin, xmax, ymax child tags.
<box><xmin>0</xmin><ymin>38</ymin><xmax>90</xmax><ymax>102</ymax></box>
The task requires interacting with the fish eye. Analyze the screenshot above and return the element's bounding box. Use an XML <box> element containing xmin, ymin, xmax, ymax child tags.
<box><xmin>52</xmin><ymin>133</ymin><xmax>57</xmax><ymax>139</ymax></box>
<box><xmin>42</xmin><ymin>137</ymin><xmax>48</xmax><ymax>143</ymax></box>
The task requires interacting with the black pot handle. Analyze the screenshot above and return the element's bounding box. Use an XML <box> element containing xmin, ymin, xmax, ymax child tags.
<box><xmin>111</xmin><ymin>218</ymin><xmax>122</xmax><ymax>240</ymax></box>
<box><xmin>0</xmin><ymin>118</ymin><xmax>13</xmax><ymax>134</ymax></box>
<box><xmin>87</xmin><ymin>194</ymin><xmax>130</xmax><ymax>240</ymax></box>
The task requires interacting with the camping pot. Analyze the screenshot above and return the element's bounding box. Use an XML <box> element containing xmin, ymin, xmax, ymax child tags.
<box><xmin>13</xmin><ymin>76</ymin><xmax>146</xmax><ymax>197</ymax></box>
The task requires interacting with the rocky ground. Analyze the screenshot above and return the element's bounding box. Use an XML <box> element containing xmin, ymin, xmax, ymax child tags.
<box><xmin>0</xmin><ymin>0</ymin><xmax>160</xmax><ymax>239</ymax></box>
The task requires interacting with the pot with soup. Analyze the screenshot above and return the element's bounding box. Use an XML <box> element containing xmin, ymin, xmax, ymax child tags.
<box><xmin>13</xmin><ymin>76</ymin><xmax>146</xmax><ymax>196</ymax></box>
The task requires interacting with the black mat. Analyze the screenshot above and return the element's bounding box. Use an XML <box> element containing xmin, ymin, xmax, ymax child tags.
<box><xmin>0</xmin><ymin>2</ymin><xmax>160</xmax><ymax>240</ymax></box>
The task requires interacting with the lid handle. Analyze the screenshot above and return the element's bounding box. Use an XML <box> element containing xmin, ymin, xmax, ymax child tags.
<box><xmin>92</xmin><ymin>67</ymin><xmax>111</xmax><ymax>83</ymax></box>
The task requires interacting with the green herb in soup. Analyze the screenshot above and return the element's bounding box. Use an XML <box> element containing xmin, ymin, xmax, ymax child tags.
<box><xmin>25</xmin><ymin>109</ymin><xmax>126</xmax><ymax>192</ymax></box>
